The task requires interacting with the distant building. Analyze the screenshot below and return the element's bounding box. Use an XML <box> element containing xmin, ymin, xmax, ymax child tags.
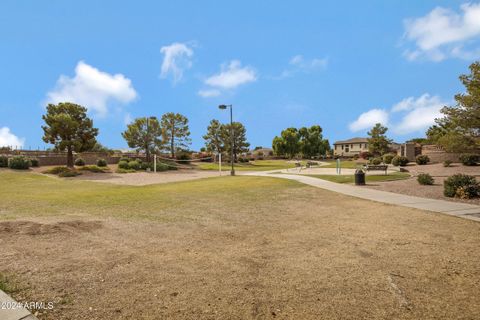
<box><xmin>333</xmin><ymin>137</ymin><xmax>369</xmax><ymax>157</ymax></box>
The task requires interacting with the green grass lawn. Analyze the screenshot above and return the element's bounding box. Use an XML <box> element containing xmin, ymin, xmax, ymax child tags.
<box><xmin>195</xmin><ymin>159</ymin><xmax>304</xmax><ymax>171</ymax></box>
<box><xmin>305</xmin><ymin>171</ymin><xmax>410</xmax><ymax>183</ymax></box>
<box><xmin>319</xmin><ymin>160</ymin><xmax>366</xmax><ymax>169</ymax></box>
<box><xmin>0</xmin><ymin>170</ymin><xmax>304</xmax><ymax>220</ymax></box>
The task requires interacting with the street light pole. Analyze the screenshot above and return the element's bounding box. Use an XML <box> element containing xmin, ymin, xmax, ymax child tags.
<box><xmin>218</xmin><ymin>104</ymin><xmax>235</xmax><ymax>176</ymax></box>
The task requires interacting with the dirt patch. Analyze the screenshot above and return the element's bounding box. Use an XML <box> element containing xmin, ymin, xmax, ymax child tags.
<box><xmin>0</xmin><ymin>220</ymin><xmax>102</xmax><ymax>235</ymax></box>
<box><xmin>1</xmin><ymin>186</ymin><xmax>480</xmax><ymax>319</ymax></box>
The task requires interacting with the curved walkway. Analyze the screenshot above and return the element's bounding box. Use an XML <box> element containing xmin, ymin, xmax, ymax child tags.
<box><xmin>245</xmin><ymin>172</ymin><xmax>480</xmax><ymax>222</ymax></box>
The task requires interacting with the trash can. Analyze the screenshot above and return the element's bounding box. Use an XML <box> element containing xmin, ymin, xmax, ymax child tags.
<box><xmin>354</xmin><ymin>169</ymin><xmax>365</xmax><ymax>185</ymax></box>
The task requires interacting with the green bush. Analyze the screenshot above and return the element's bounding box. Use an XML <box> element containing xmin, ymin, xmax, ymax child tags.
<box><xmin>443</xmin><ymin>160</ymin><xmax>452</xmax><ymax>167</ymax></box>
<box><xmin>417</xmin><ymin>173</ymin><xmax>434</xmax><ymax>185</ymax></box>
<box><xmin>444</xmin><ymin>174</ymin><xmax>479</xmax><ymax>198</ymax></box>
<box><xmin>416</xmin><ymin>155</ymin><xmax>430</xmax><ymax>165</ymax></box>
<box><xmin>79</xmin><ymin>165</ymin><xmax>107</xmax><ymax>173</ymax></box>
<box><xmin>119</xmin><ymin>157</ymin><xmax>131</xmax><ymax>163</ymax></box>
<box><xmin>151</xmin><ymin>162</ymin><xmax>170</xmax><ymax>171</ymax></box>
<box><xmin>118</xmin><ymin>160</ymin><xmax>129</xmax><ymax>169</ymax></box>
<box><xmin>29</xmin><ymin>158</ymin><xmax>39</xmax><ymax>167</ymax></box>
<box><xmin>382</xmin><ymin>153</ymin><xmax>395</xmax><ymax>164</ymax></box>
<box><xmin>43</xmin><ymin>166</ymin><xmax>70</xmax><ymax>175</ymax></box>
<box><xmin>59</xmin><ymin>170</ymin><xmax>82</xmax><ymax>177</ymax></box>
<box><xmin>369</xmin><ymin>157</ymin><xmax>382</xmax><ymax>165</ymax></box>
<box><xmin>128</xmin><ymin>160</ymin><xmax>141</xmax><ymax>170</ymax></box>
<box><xmin>115</xmin><ymin>168</ymin><xmax>136</xmax><ymax>174</ymax></box>
<box><xmin>392</xmin><ymin>156</ymin><xmax>409</xmax><ymax>167</ymax></box>
<box><xmin>74</xmin><ymin>158</ymin><xmax>86</xmax><ymax>166</ymax></box>
<box><xmin>459</xmin><ymin>154</ymin><xmax>479</xmax><ymax>166</ymax></box>
<box><xmin>0</xmin><ymin>156</ymin><xmax>8</xmax><ymax>167</ymax></box>
<box><xmin>135</xmin><ymin>158</ymin><xmax>143</xmax><ymax>164</ymax></box>
<box><xmin>96</xmin><ymin>158</ymin><xmax>108</xmax><ymax>167</ymax></box>
<box><xmin>176</xmin><ymin>152</ymin><xmax>191</xmax><ymax>163</ymax></box>
<box><xmin>8</xmin><ymin>156</ymin><xmax>31</xmax><ymax>170</ymax></box>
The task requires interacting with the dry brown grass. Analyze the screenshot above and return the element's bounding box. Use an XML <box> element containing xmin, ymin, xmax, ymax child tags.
<box><xmin>0</xmin><ymin>171</ymin><xmax>479</xmax><ymax>319</ymax></box>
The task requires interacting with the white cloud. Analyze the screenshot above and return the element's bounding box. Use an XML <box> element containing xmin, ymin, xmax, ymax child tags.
<box><xmin>197</xmin><ymin>89</ymin><xmax>221</xmax><ymax>98</ymax></box>
<box><xmin>349</xmin><ymin>94</ymin><xmax>447</xmax><ymax>135</ymax></box>
<box><xmin>198</xmin><ymin>60</ymin><xmax>257</xmax><ymax>98</ymax></box>
<box><xmin>403</xmin><ymin>3</ymin><xmax>480</xmax><ymax>61</ymax></box>
<box><xmin>160</xmin><ymin>42</ymin><xmax>194</xmax><ymax>84</ymax></box>
<box><xmin>392</xmin><ymin>94</ymin><xmax>445</xmax><ymax>134</ymax></box>
<box><xmin>46</xmin><ymin>61</ymin><xmax>137</xmax><ymax>116</ymax></box>
<box><xmin>276</xmin><ymin>55</ymin><xmax>328</xmax><ymax>79</ymax></box>
<box><xmin>204</xmin><ymin>60</ymin><xmax>257</xmax><ymax>89</ymax></box>
<box><xmin>0</xmin><ymin>127</ymin><xmax>24</xmax><ymax>148</ymax></box>
<box><xmin>349</xmin><ymin>109</ymin><xmax>389</xmax><ymax>132</ymax></box>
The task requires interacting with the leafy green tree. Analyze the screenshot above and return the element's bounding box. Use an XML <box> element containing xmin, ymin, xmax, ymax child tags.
<box><xmin>203</xmin><ymin>119</ymin><xmax>224</xmax><ymax>154</ymax></box>
<box><xmin>91</xmin><ymin>142</ymin><xmax>113</xmax><ymax>154</ymax></box>
<box><xmin>367</xmin><ymin>123</ymin><xmax>392</xmax><ymax>156</ymax></box>
<box><xmin>221</xmin><ymin>122</ymin><xmax>250</xmax><ymax>161</ymax></box>
<box><xmin>298</xmin><ymin>125</ymin><xmax>330</xmax><ymax>158</ymax></box>
<box><xmin>42</xmin><ymin>102</ymin><xmax>98</xmax><ymax>167</ymax></box>
<box><xmin>161</xmin><ymin>112</ymin><xmax>191</xmax><ymax>158</ymax></box>
<box><xmin>427</xmin><ymin>61</ymin><xmax>480</xmax><ymax>152</ymax></box>
<box><xmin>272</xmin><ymin>128</ymin><xmax>300</xmax><ymax>158</ymax></box>
<box><xmin>122</xmin><ymin>117</ymin><xmax>164</xmax><ymax>162</ymax></box>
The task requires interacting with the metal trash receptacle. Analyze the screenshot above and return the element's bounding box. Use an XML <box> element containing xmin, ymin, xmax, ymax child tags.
<box><xmin>354</xmin><ymin>169</ymin><xmax>365</xmax><ymax>185</ymax></box>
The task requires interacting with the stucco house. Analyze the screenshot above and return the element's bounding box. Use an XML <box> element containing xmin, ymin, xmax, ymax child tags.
<box><xmin>333</xmin><ymin>137</ymin><xmax>369</xmax><ymax>157</ymax></box>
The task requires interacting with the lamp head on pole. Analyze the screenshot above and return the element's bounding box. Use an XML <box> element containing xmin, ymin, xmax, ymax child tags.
<box><xmin>218</xmin><ymin>104</ymin><xmax>227</xmax><ymax>110</ymax></box>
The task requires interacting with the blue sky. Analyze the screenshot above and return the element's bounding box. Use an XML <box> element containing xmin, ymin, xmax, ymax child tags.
<box><xmin>1</xmin><ymin>0</ymin><xmax>480</xmax><ymax>150</ymax></box>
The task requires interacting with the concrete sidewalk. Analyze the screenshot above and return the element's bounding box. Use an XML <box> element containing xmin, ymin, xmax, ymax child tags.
<box><xmin>246</xmin><ymin>172</ymin><xmax>480</xmax><ymax>222</ymax></box>
<box><xmin>0</xmin><ymin>290</ymin><xmax>37</xmax><ymax>320</ymax></box>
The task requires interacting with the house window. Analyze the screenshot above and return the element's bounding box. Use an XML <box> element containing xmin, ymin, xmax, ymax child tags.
<box><xmin>341</xmin><ymin>145</ymin><xmax>344</xmax><ymax>150</ymax></box>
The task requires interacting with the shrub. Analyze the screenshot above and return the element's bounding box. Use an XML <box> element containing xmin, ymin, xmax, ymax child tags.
<box><xmin>416</xmin><ymin>155</ymin><xmax>430</xmax><ymax>165</ymax></box>
<box><xmin>74</xmin><ymin>158</ymin><xmax>86</xmax><ymax>166</ymax></box>
<box><xmin>359</xmin><ymin>151</ymin><xmax>372</xmax><ymax>160</ymax></box>
<box><xmin>135</xmin><ymin>158</ymin><xmax>143</xmax><ymax>164</ymax></box>
<box><xmin>118</xmin><ymin>160</ymin><xmax>129</xmax><ymax>169</ymax></box>
<box><xmin>369</xmin><ymin>157</ymin><xmax>382</xmax><ymax>165</ymax></box>
<box><xmin>443</xmin><ymin>160</ymin><xmax>452</xmax><ymax>167</ymax></box>
<box><xmin>128</xmin><ymin>160</ymin><xmax>141</xmax><ymax>170</ymax></box>
<box><xmin>119</xmin><ymin>157</ymin><xmax>131</xmax><ymax>163</ymax></box>
<box><xmin>460</xmin><ymin>154</ymin><xmax>479</xmax><ymax>166</ymax></box>
<box><xmin>176</xmin><ymin>152</ymin><xmax>191</xmax><ymax>163</ymax></box>
<box><xmin>417</xmin><ymin>173</ymin><xmax>434</xmax><ymax>185</ymax></box>
<box><xmin>151</xmin><ymin>162</ymin><xmax>170</xmax><ymax>171</ymax></box>
<box><xmin>0</xmin><ymin>156</ymin><xmax>8</xmax><ymax>167</ymax></box>
<box><xmin>115</xmin><ymin>168</ymin><xmax>136</xmax><ymax>174</ymax></box>
<box><xmin>43</xmin><ymin>166</ymin><xmax>70</xmax><ymax>175</ymax></box>
<box><xmin>382</xmin><ymin>153</ymin><xmax>395</xmax><ymax>164</ymax></box>
<box><xmin>8</xmin><ymin>156</ymin><xmax>31</xmax><ymax>170</ymax></box>
<box><xmin>444</xmin><ymin>174</ymin><xmax>480</xmax><ymax>198</ymax></box>
<box><xmin>352</xmin><ymin>154</ymin><xmax>359</xmax><ymax>160</ymax></box>
<box><xmin>96</xmin><ymin>158</ymin><xmax>108</xmax><ymax>167</ymax></box>
<box><xmin>256</xmin><ymin>156</ymin><xmax>264</xmax><ymax>161</ymax></box>
<box><xmin>392</xmin><ymin>156</ymin><xmax>409</xmax><ymax>167</ymax></box>
<box><xmin>140</xmin><ymin>162</ymin><xmax>151</xmax><ymax>170</ymax></box>
<box><xmin>79</xmin><ymin>165</ymin><xmax>107</xmax><ymax>173</ymax></box>
<box><xmin>29</xmin><ymin>158</ymin><xmax>39</xmax><ymax>167</ymax></box>
<box><xmin>58</xmin><ymin>170</ymin><xmax>82</xmax><ymax>177</ymax></box>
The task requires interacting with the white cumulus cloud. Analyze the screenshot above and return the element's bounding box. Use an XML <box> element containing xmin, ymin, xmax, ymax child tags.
<box><xmin>403</xmin><ymin>2</ymin><xmax>480</xmax><ymax>61</ymax></box>
<box><xmin>160</xmin><ymin>42</ymin><xmax>194</xmax><ymax>84</ymax></box>
<box><xmin>0</xmin><ymin>127</ymin><xmax>24</xmax><ymax>148</ymax></box>
<box><xmin>205</xmin><ymin>60</ymin><xmax>257</xmax><ymax>89</ymax></box>
<box><xmin>198</xmin><ymin>60</ymin><xmax>257</xmax><ymax>98</ymax></box>
<box><xmin>392</xmin><ymin>94</ymin><xmax>445</xmax><ymax>134</ymax></box>
<box><xmin>349</xmin><ymin>94</ymin><xmax>447</xmax><ymax>135</ymax></box>
<box><xmin>349</xmin><ymin>109</ymin><xmax>389</xmax><ymax>132</ymax></box>
<box><xmin>46</xmin><ymin>61</ymin><xmax>137</xmax><ymax>116</ymax></box>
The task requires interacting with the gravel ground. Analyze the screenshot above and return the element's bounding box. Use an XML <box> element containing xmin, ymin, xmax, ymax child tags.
<box><xmin>366</xmin><ymin>163</ymin><xmax>480</xmax><ymax>205</ymax></box>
